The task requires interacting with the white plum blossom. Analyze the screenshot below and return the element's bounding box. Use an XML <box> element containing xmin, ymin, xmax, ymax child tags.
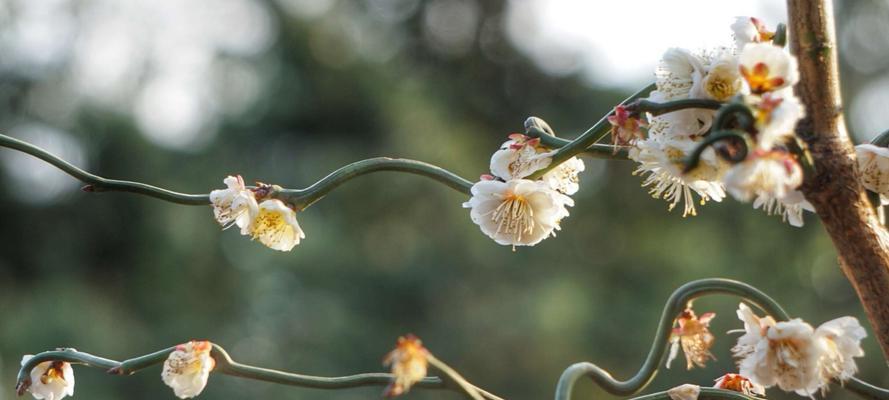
<box><xmin>210</xmin><ymin>175</ymin><xmax>258</xmax><ymax>231</ymax></box>
<box><xmin>750</xmin><ymin>91</ymin><xmax>805</xmax><ymax>150</ymax></box>
<box><xmin>463</xmin><ymin>179</ymin><xmax>573</xmax><ymax>249</ymax></box>
<box><xmin>855</xmin><ymin>144</ymin><xmax>889</xmax><ymax>204</ymax></box>
<box><xmin>731</xmin><ymin>303</ymin><xmax>867</xmax><ymax>396</ymax></box>
<box><xmin>162</xmin><ymin>341</ymin><xmax>215</xmax><ymax>399</ymax></box>
<box><xmin>732</xmin><ymin>303</ymin><xmax>822</xmax><ymax>395</ymax></box>
<box><xmin>739</xmin><ymin>43</ymin><xmax>799</xmax><ymax>94</ymax></box>
<box><xmin>723</xmin><ymin>151</ymin><xmax>802</xmax><ymax>202</ymax></box>
<box><xmin>489</xmin><ymin>133</ymin><xmax>584</xmax><ymax>195</ymax></box>
<box><xmin>695</xmin><ymin>54</ymin><xmax>743</xmax><ymax>102</ymax></box>
<box><xmin>630</xmin><ymin>130</ymin><xmax>726</xmax><ymax>217</ymax></box>
<box><xmin>813</xmin><ymin>317</ymin><xmax>867</xmax><ymax>385</ymax></box>
<box><xmin>20</xmin><ymin>356</ymin><xmax>75</xmax><ymax>400</ymax></box>
<box><xmin>248</xmin><ymin>199</ymin><xmax>305</xmax><ymax>252</ymax></box>
<box><xmin>489</xmin><ymin>134</ymin><xmax>552</xmax><ymax>180</ymax></box>
<box><xmin>542</xmin><ymin>156</ymin><xmax>585</xmax><ymax>195</ymax></box>
<box><xmin>731</xmin><ymin>17</ymin><xmax>776</xmax><ymax>49</ymax></box>
<box><xmin>652</xmin><ymin>47</ymin><xmax>741</xmax><ymax>136</ymax></box>
<box><xmin>752</xmin><ymin>190</ymin><xmax>813</xmax><ymax>227</ymax></box>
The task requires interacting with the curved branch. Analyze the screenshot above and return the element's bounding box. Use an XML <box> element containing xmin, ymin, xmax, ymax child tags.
<box><xmin>554</xmin><ymin>278</ymin><xmax>788</xmax><ymax>400</ymax></box>
<box><xmin>0</xmin><ymin>133</ymin><xmax>209</xmax><ymax>205</ymax></box>
<box><xmin>0</xmin><ymin>134</ymin><xmax>474</xmax><ymax>209</ymax></box>
<box><xmin>628</xmin><ymin>99</ymin><xmax>723</xmax><ymax>118</ymax></box>
<box><xmin>712</xmin><ymin>103</ymin><xmax>754</xmax><ymax>133</ymax></box>
<box><xmin>682</xmin><ymin>130</ymin><xmax>750</xmax><ymax>173</ymax></box>
<box><xmin>531</xmin><ymin>134</ymin><xmax>630</xmax><ymax>160</ymax></box>
<box><xmin>554</xmin><ymin>278</ymin><xmax>889</xmax><ymax>400</ymax></box>
<box><xmin>278</xmin><ymin>157</ymin><xmax>473</xmax><ymax>210</ymax></box>
<box><xmin>526</xmin><ymin>83</ymin><xmax>656</xmax><ymax>180</ymax></box>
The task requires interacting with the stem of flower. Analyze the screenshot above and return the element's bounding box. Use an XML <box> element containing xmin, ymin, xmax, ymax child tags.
<box><xmin>529</xmin><ymin>133</ymin><xmax>630</xmax><ymax>160</ymax></box>
<box><xmin>628</xmin><ymin>98</ymin><xmax>723</xmax><ymax>118</ymax></box>
<box><xmin>209</xmin><ymin>344</ymin><xmax>448</xmax><ymax>391</ymax></box>
<box><xmin>0</xmin><ymin>133</ymin><xmax>474</xmax><ymax>209</ymax></box>
<box><xmin>0</xmin><ymin>133</ymin><xmax>210</xmax><ymax>205</ymax></box>
<box><xmin>525</xmin><ymin>83</ymin><xmax>657</xmax><ymax>180</ymax></box>
<box><xmin>712</xmin><ymin>102</ymin><xmax>754</xmax><ymax>132</ymax></box>
<box><xmin>682</xmin><ymin>130</ymin><xmax>750</xmax><ymax>173</ymax></box>
<box><xmin>278</xmin><ymin>157</ymin><xmax>473</xmax><ymax>210</ymax></box>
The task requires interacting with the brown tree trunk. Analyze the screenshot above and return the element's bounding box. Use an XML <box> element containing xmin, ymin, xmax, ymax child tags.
<box><xmin>787</xmin><ymin>0</ymin><xmax>889</xmax><ymax>361</ymax></box>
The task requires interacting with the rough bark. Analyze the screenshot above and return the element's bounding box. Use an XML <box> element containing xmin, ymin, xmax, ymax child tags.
<box><xmin>787</xmin><ymin>0</ymin><xmax>889</xmax><ymax>361</ymax></box>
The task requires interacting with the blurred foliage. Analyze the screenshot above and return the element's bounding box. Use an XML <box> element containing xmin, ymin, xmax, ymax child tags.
<box><xmin>0</xmin><ymin>1</ymin><xmax>886</xmax><ymax>400</ymax></box>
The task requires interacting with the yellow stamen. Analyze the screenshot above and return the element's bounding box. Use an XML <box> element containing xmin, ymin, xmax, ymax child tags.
<box><xmin>491</xmin><ymin>194</ymin><xmax>535</xmax><ymax>245</ymax></box>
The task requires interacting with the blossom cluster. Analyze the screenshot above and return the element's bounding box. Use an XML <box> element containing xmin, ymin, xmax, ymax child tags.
<box><xmin>210</xmin><ymin>175</ymin><xmax>305</xmax><ymax>252</ymax></box>
<box><xmin>664</xmin><ymin>303</ymin><xmax>866</xmax><ymax>398</ymax></box>
<box><xmin>624</xmin><ymin>17</ymin><xmax>812</xmax><ymax>226</ymax></box>
<box><xmin>732</xmin><ymin>303</ymin><xmax>866</xmax><ymax>396</ymax></box>
<box><xmin>463</xmin><ymin>124</ymin><xmax>583</xmax><ymax>249</ymax></box>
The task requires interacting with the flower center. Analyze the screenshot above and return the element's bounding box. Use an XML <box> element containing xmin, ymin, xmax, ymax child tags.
<box><xmin>252</xmin><ymin>209</ymin><xmax>288</xmax><ymax>239</ymax></box>
<box><xmin>704</xmin><ymin>65</ymin><xmax>740</xmax><ymax>101</ymax></box>
<box><xmin>40</xmin><ymin>362</ymin><xmax>66</xmax><ymax>385</ymax></box>
<box><xmin>740</xmin><ymin>62</ymin><xmax>785</xmax><ymax>94</ymax></box>
<box><xmin>492</xmin><ymin>194</ymin><xmax>535</xmax><ymax>242</ymax></box>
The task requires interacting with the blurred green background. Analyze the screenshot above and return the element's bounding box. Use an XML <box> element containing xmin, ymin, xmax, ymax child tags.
<box><xmin>0</xmin><ymin>0</ymin><xmax>887</xmax><ymax>399</ymax></box>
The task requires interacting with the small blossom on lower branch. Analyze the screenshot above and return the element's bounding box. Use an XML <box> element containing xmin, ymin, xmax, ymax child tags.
<box><xmin>20</xmin><ymin>356</ymin><xmax>75</xmax><ymax>400</ymax></box>
<box><xmin>248</xmin><ymin>199</ymin><xmax>305</xmax><ymax>251</ymax></box>
<box><xmin>855</xmin><ymin>144</ymin><xmax>889</xmax><ymax>204</ymax></box>
<box><xmin>162</xmin><ymin>341</ymin><xmax>215</xmax><ymax>399</ymax></box>
<box><xmin>383</xmin><ymin>335</ymin><xmax>430</xmax><ymax>397</ymax></box>
<box><xmin>667</xmin><ymin>307</ymin><xmax>716</xmax><ymax>370</ymax></box>
<box><xmin>731</xmin><ymin>303</ymin><xmax>866</xmax><ymax>396</ymax></box>
<box><xmin>463</xmin><ymin>179</ymin><xmax>573</xmax><ymax>249</ymax></box>
<box><xmin>714</xmin><ymin>373</ymin><xmax>765</xmax><ymax>397</ymax></box>
<box><xmin>667</xmin><ymin>384</ymin><xmax>701</xmax><ymax>400</ymax></box>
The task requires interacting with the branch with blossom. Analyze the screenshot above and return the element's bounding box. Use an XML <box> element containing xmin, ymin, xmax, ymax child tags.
<box><xmin>15</xmin><ymin>342</ymin><xmax>458</xmax><ymax>400</ymax></box>
<box><xmin>3</xmin><ymin>6</ymin><xmax>889</xmax><ymax>398</ymax></box>
<box><xmin>16</xmin><ymin>279</ymin><xmax>888</xmax><ymax>400</ymax></box>
<box><xmin>554</xmin><ymin>278</ymin><xmax>888</xmax><ymax>400</ymax></box>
